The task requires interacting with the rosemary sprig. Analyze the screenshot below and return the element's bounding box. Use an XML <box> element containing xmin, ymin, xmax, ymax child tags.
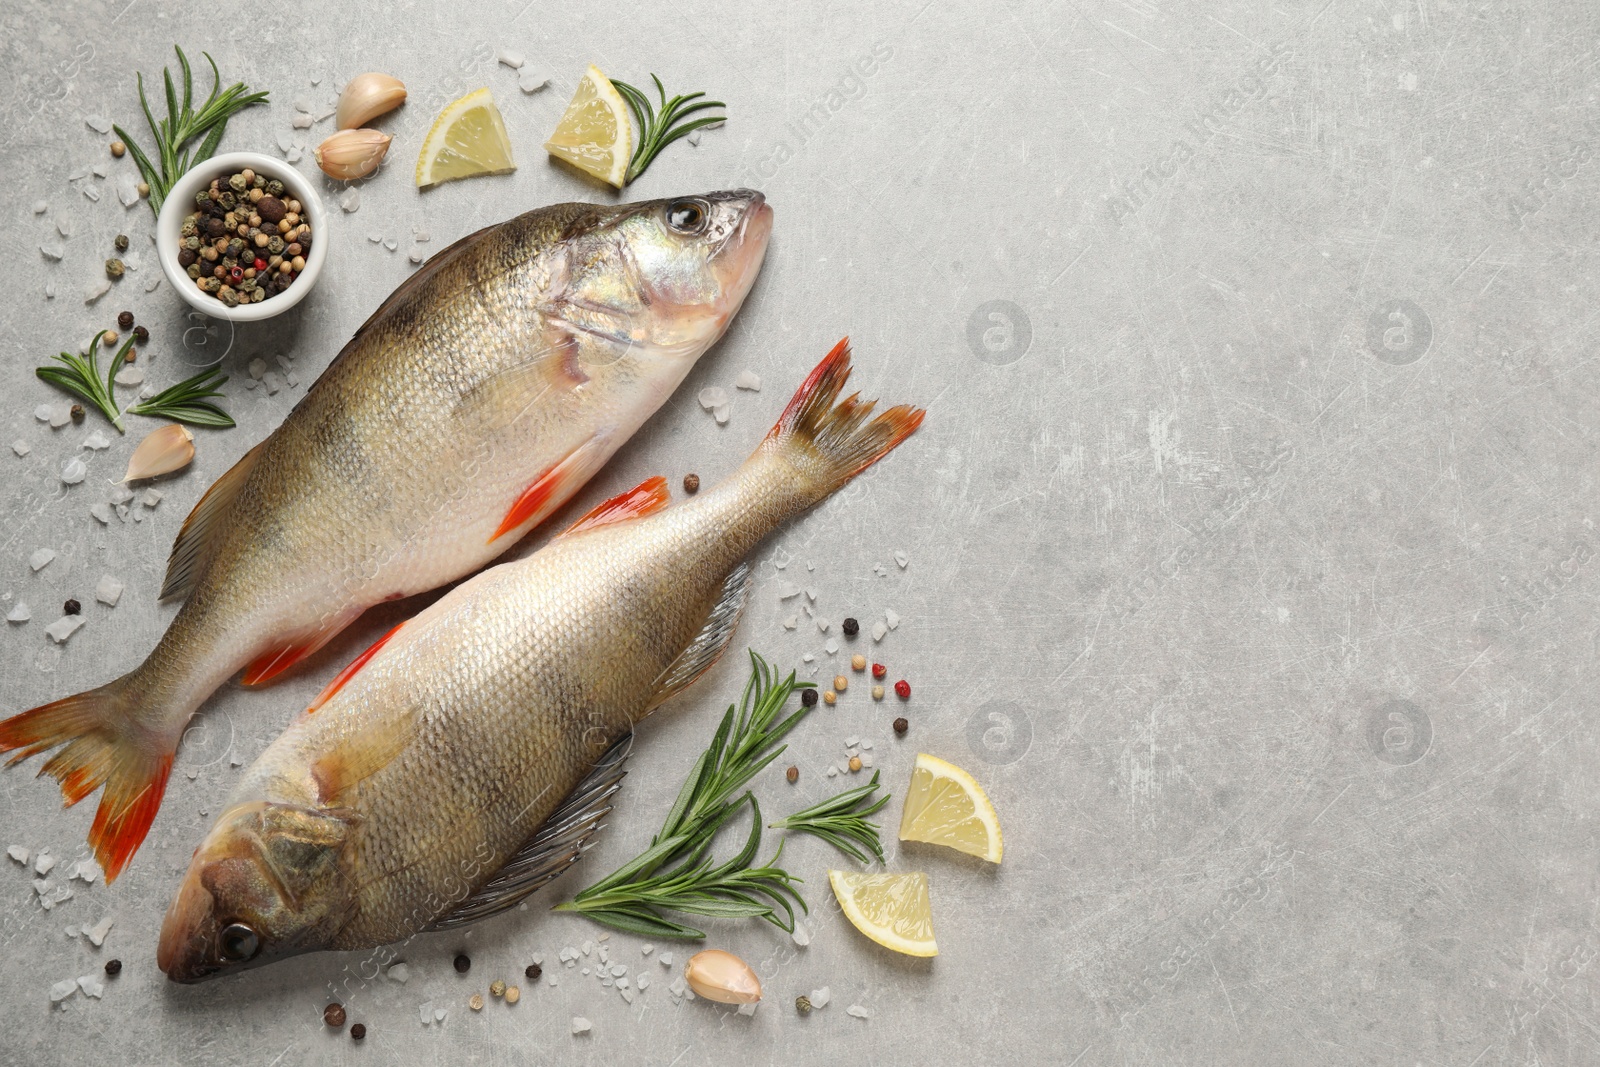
<box><xmin>770</xmin><ymin>770</ymin><xmax>890</xmax><ymax>865</ymax></box>
<box><xmin>128</xmin><ymin>366</ymin><xmax>235</xmax><ymax>428</ymax></box>
<box><xmin>611</xmin><ymin>74</ymin><xmax>724</xmax><ymax>185</ymax></box>
<box><xmin>36</xmin><ymin>331</ymin><xmax>131</xmax><ymax>433</ymax></box>
<box><xmin>556</xmin><ymin>650</ymin><xmax>815</xmax><ymax>938</ymax></box>
<box><xmin>35</xmin><ymin>332</ymin><xmax>234</xmax><ymax>431</ymax></box>
<box><xmin>113</xmin><ymin>46</ymin><xmax>269</xmax><ymax>216</ymax></box>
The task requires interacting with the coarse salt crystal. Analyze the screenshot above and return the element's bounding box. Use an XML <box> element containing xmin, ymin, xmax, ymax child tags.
<box><xmin>72</xmin><ymin>859</ymin><xmax>99</xmax><ymax>883</ymax></box>
<box><xmin>40</xmin><ymin>240</ymin><xmax>65</xmax><ymax>261</ymax></box>
<box><xmin>49</xmin><ymin>404</ymin><xmax>72</xmax><ymax>428</ymax></box>
<box><xmin>826</xmin><ymin>766</ymin><xmax>838</xmax><ymax>777</ymax></box>
<box><xmin>60</xmin><ymin>457</ymin><xmax>87</xmax><ymax>485</ymax></box>
<box><xmin>33</xmin><ymin>200</ymin><xmax>48</xmax><ymax>214</ymax></box>
<box><xmin>53</xmin><ymin>885</ymin><xmax>73</xmax><ymax>903</ymax></box>
<box><xmin>895</xmin><ymin>551</ymin><xmax>909</xmax><ymax>568</ymax></box>
<box><xmin>410</xmin><ymin>249</ymin><xmax>425</xmax><ymax>264</ymax></box>
<box><xmin>792</xmin><ymin>922</ymin><xmax>811</xmax><ymax>946</ymax></box>
<box><xmin>291</xmin><ymin>113</ymin><xmax>314</xmax><ymax>129</ymax></box>
<box><xmin>809</xmin><ymin>986</ymin><xmax>830</xmax><ymax>1008</ymax></box>
<box><xmin>87</xmin><ymin>915</ymin><xmax>114</xmax><ymax>946</ymax></box>
<box><xmin>12</xmin><ymin>440</ymin><xmax>29</xmax><ymax>457</ymax></box>
<box><xmin>85</xmin><ymin>278</ymin><xmax>111</xmax><ymax>303</ymax></box>
<box><xmin>805</xmin><ymin>588</ymin><xmax>818</xmax><ymax>601</ymax></box>
<box><xmin>413</xmin><ymin>226</ymin><xmax>431</xmax><ymax>242</ymax></box>
<box><xmin>847</xmin><ymin>1004</ymin><xmax>872</xmax><ymax>1019</ymax></box>
<box><xmin>658</xmin><ymin>952</ymin><xmax>673</xmax><ymax>967</ymax></box>
<box><xmin>85</xmin><ymin>115</ymin><xmax>112</xmax><ymax>133</ymax></box>
<box><xmin>29</xmin><ymin>548</ymin><xmax>55</xmax><ymax>572</ymax></box>
<box><xmin>778</xmin><ymin>583</ymin><xmax>801</xmax><ymax>600</ymax></box>
<box><xmin>861</xmin><ymin>753</ymin><xmax>874</xmax><ymax>768</ymax></box>
<box><xmin>383</xmin><ymin>237</ymin><xmax>398</xmax><ymax>251</ymax></box>
<box><xmin>141</xmin><ymin>489</ymin><xmax>162</xmax><ymax>508</ymax></box>
<box><xmin>50</xmin><ymin>978</ymin><xmax>78</xmax><ymax>1003</ymax></box>
<box><xmin>83</xmin><ymin>185</ymin><xmax>101</xmax><ymax>202</ymax></box>
<box><xmin>872</xmin><ymin>621</ymin><xmax>888</xmax><ymax>642</ymax></box>
<box><xmin>845</xmin><ymin>735</ymin><xmax>860</xmax><ymax>747</ymax></box>
<box><xmin>7</xmin><ymin>845</ymin><xmax>28</xmax><ymax>864</ymax></box>
<box><xmin>77</xmin><ymin>975</ymin><xmax>104</xmax><ymax>998</ymax></box>
<box><xmin>519</xmin><ymin>68</ymin><xmax>551</xmax><ymax>93</ymax></box>
<box><xmin>419</xmin><ymin>1001</ymin><xmax>433</xmax><ymax>1024</ymax></box>
<box><xmin>640</xmin><ymin>944</ymin><xmax>652</xmax><ymax>955</ymax></box>
<box><xmin>697</xmin><ymin>386</ymin><xmax>729</xmax><ymax>410</ymax></box>
<box><xmin>687</xmin><ymin>130</ymin><xmax>702</xmax><ymax>147</ymax></box>
<box><xmin>571</xmin><ymin>1016</ymin><xmax>592</xmax><ymax>1034</ymax></box>
<box><xmin>783</xmin><ymin>616</ymin><xmax>798</xmax><ymax>629</ymax></box>
<box><xmin>117</xmin><ymin>177</ymin><xmax>140</xmax><ymax>208</ymax></box>
<box><xmin>713</xmin><ymin>404</ymin><xmax>730</xmax><ymax>424</ymax></box>
<box><xmin>109</xmin><ymin>485</ymin><xmax>133</xmax><ymax>505</ymax></box>
<box><xmin>497</xmin><ymin>48</ymin><xmax>525</xmax><ymax>68</ymax></box>
<box><xmin>92</xmin><ymin>162</ymin><xmax>110</xmax><ymax>179</ymax></box>
<box><xmin>582</xmin><ymin>940</ymin><xmax>594</xmax><ymax>955</ymax></box>
<box><xmin>82</xmin><ymin>430</ymin><xmax>111</xmax><ymax>450</ymax></box>
<box><xmin>885</xmin><ymin>609</ymin><xmax>900</xmax><ymax>630</ymax></box>
<box><xmin>387</xmin><ymin>962</ymin><xmax>409</xmax><ymax>983</ymax></box>
<box><xmin>8</xmin><ymin>603</ymin><xmax>31</xmax><ymax>623</ymax></box>
<box><xmin>35</xmin><ymin>406</ymin><xmax>53</xmax><ymax>422</ymax></box>
<box><xmin>434</xmin><ymin>1007</ymin><xmax>446</xmax><ymax>1023</ymax></box>
<box><xmin>95</xmin><ymin>576</ymin><xmax>124</xmax><ymax>607</ymax></box>
<box><xmin>248</xmin><ymin>358</ymin><xmax>267</xmax><ymax>380</ymax></box>
<box><xmin>341</xmin><ymin>188</ymin><xmax>362</xmax><ymax>213</ymax></box>
<box><xmin>860</xmin><ymin>739</ymin><xmax>873</xmax><ymax>749</ymax></box>
<box><xmin>46</xmin><ymin>615</ymin><xmax>87</xmax><ymax>644</ymax></box>
<box><xmin>637</xmin><ymin>973</ymin><xmax>650</xmax><ymax>990</ymax></box>
<box><xmin>263</xmin><ymin>373</ymin><xmax>282</xmax><ymax>396</ymax></box>
<box><xmin>735</xmin><ymin>370</ymin><xmax>761</xmax><ymax>391</ymax></box>
<box><xmin>737</xmin><ymin>1001</ymin><xmax>757</xmax><ymax>1016</ymax></box>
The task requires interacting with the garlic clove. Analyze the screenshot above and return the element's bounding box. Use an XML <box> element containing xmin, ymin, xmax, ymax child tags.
<box><xmin>123</xmin><ymin>424</ymin><xmax>194</xmax><ymax>482</ymax></box>
<box><xmin>336</xmin><ymin>73</ymin><xmax>407</xmax><ymax>130</ymax></box>
<box><xmin>683</xmin><ymin>949</ymin><xmax>762</xmax><ymax>1004</ymax></box>
<box><xmin>315</xmin><ymin>128</ymin><xmax>393</xmax><ymax>181</ymax></box>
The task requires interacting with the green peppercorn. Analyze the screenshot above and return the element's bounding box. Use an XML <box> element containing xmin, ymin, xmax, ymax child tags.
<box><xmin>228</xmin><ymin>173</ymin><xmax>248</xmax><ymax>193</ymax></box>
<box><xmin>113</xmin><ymin>234</ymin><xmax>129</xmax><ymax>252</ymax></box>
<box><xmin>266</xmin><ymin>179</ymin><xmax>285</xmax><ymax>196</ymax></box>
<box><xmin>105</xmin><ymin>258</ymin><xmax>124</xmax><ymax>279</ymax></box>
<box><xmin>796</xmin><ymin>995</ymin><xmax>813</xmax><ymax>1015</ymax></box>
<box><xmin>267</xmin><ymin>235</ymin><xmax>286</xmax><ymax>256</ymax></box>
<box><xmin>181</xmin><ymin>219</ymin><xmax>198</xmax><ymax>238</ymax></box>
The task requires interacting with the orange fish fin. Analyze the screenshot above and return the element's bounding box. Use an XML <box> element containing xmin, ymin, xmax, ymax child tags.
<box><xmin>309</xmin><ymin>705</ymin><xmax>419</xmax><ymax>806</ymax></box>
<box><xmin>307</xmin><ymin>622</ymin><xmax>405</xmax><ymax>713</ymax></box>
<box><xmin>490</xmin><ymin>434</ymin><xmax>607</xmax><ymax>543</ymax></box>
<box><xmin>240</xmin><ymin>608</ymin><xmax>363</xmax><ymax>687</ymax></box>
<box><xmin>645</xmin><ymin>562</ymin><xmax>753</xmax><ymax>713</ymax></box>
<box><xmin>0</xmin><ymin>680</ymin><xmax>171</xmax><ymax>882</ymax></box>
<box><xmin>160</xmin><ymin>441</ymin><xmax>265</xmax><ymax>602</ymax></box>
<box><xmin>560</xmin><ymin>476</ymin><xmax>670</xmax><ymax>538</ymax></box>
<box><xmin>761</xmin><ymin>337</ymin><xmax>925</xmax><ymax>494</ymax></box>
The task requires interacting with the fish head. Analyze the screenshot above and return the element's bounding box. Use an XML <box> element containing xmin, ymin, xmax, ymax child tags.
<box><xmin>158</xmin><ymin>801</ymin><xmax>356</xmax><ymax>983</ymax></box>
<box><xmin>560</xmin><ymin>189</ymin><xmax>772</xmax><ymax>370</ymax></box>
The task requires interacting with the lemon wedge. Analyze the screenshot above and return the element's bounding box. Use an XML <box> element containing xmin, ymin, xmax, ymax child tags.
<box><xmin>543</xmin><ymin>65</ymin><xmax>632</xmax><ymax>188</ymax></box>
<box><xmin>829</xmin><ymin>870</ymin><xmax>938</xmax><ymax>957</ymax></box>
<box><xmin>415</xmin><ymin>87</ymin><xmax>516</xmax><ymax>189</ymax></box>
<box><xmin>898</xmin><ymin>753</ymin><xmax>1004</xmax><ymax>863</ymax></box>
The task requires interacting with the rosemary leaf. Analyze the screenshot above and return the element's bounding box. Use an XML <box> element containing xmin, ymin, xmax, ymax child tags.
<box><xmin>611</xmin><ymin>74</ymin><xmax>725</xmax><ymax>185</ymax></box>
<box><xmin>35</xmin><ymin>331</ymin><xmax>130</xmax><ymax>433</ymax></box>
<box><xmin>127</xmin><ymin>366</ymin><xmax>234</xmax><ymax>428</ymax></box>
<box><xmin>116</xmin><ymin>46</ymin><xmax>268</xmax><ymax>216</ymax></box>
<box><xmin>771</xmin><ymin>770</ymin><xmax>890</xmax><ymax>864</ymax></box>
<box><xmin>556</xmin><ymin>650</ymin><xmax>815</xmax><ymax>939</ymax></box>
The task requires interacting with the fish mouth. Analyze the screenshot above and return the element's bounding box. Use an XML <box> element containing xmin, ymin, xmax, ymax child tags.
<box><xmin>158</xmin><ymin>869</ymin><xmax>223</xmax><ymax>983</ymax></box>
<box><xmin>708</xmin><ymin>189</ymin><xmax>773</xmax><ymax>313</ymax></box>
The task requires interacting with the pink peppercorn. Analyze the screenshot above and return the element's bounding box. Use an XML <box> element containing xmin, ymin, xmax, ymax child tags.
<box><xmin>894</xmin><ymin>679</ymin><xmax>911</xmax><ymax>699</ymax></box>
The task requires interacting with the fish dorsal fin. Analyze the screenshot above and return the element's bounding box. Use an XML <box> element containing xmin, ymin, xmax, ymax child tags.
<box><xmin>347</xmin><ymin>221</ymin><xmax>500</xmax><ymax>342</ymax></box>
<box><xmin>560</xmin><ymin>477</ymin><xmax>671</xmax><ymax>538</ymax></box>
<box><xmin>645</xmin><ymin>562</ymin><xmax>753</xmax><ymax>713</ymax></box>
<box><xmin>159</xmin><ymin>441</ymin><xmax>265</xmax><ymax>602</ymax></box>
<box><xmin>424</xmin><ymin>736</ymin><xmax>633</xmax><ymax>931</ymax></box>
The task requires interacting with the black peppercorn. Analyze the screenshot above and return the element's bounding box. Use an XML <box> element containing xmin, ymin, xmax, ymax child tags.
<box><xmin>104</xmin><ymin>959</ymin><xmax>122</xmax><ymax>976</ymax></box>
<box><xmin>324</xmin><ymin>1002</ymin><xmax>346</xmax><ymax>1028</ymax></box>
<box><xmin>133</xmin><ymin>325</ymin><xmax>149</xmax><ymax>344</ymax></box>
<box><xmin>116</xmin><ymin>310</ymin><xmax>134</xmax><ymax>330</ymax></box>
<box><xmin>453</xmin><ymin>953</ymin><xmax>471</xmax><ymax>974</ymax></box>
<box><xmin>842</xmin><ymin>617</ymin><xmax>859</xmax><ymax>637</ymax></box>
<box><xmin>349</xmin><ymin>1023</ymin><xmax>366</xmax><ymax>1041</ymax></box>
<box><xmin>801</xmin><ymin>688</ymin><xmax>818</xmax><ymax>708</ymax></box>
<box><xmin>893</xmin><ymin>717</ymin><xmax>908</xmax><ymax>736</ymax></box>
<box><xmin>70</xmin><ymin>404</ymin><xmax>84</xmax><ymax>422</ymax></box>
<box><xmin>63</xmin><ymin>599</ymin><xmax>81</xmax><ymax>616</ymax></box>
<box><xmin>683</xmin><ymin>473</ymin><xmax>700</xmax><ymax>494</ymax></box>
<box><xmin>525</xmin><ymin>962</ymin><xmax>542</xmax><ymax>981</ymax></box>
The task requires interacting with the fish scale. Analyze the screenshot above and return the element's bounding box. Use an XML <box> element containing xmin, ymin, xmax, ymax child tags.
<box><xmin>0</xmin><ymin>191</ymin><xmax>772</xmax><ymax>881</ymax></box>
<box><xmin>157</xmin><ymin>340</ymin><xmax>925</xmax><ymax>980</ymax></box>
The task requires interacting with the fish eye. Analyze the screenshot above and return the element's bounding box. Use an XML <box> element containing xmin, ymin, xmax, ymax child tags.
<box><xmin>219</xmin><ymin>922</ymin><xmax>261</xmax><ymax>962</ymax></box>
<box><xmin>664</xmin><ymin>200</ymin><xmax>707</xmax><ymax>235</ymax></box>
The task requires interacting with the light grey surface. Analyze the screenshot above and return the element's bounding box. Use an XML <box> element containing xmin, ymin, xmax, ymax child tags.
<box><xmin>2</xmin><ymin>1</ymin><xmax>1598</xmax><ymax>1064</ymax></box>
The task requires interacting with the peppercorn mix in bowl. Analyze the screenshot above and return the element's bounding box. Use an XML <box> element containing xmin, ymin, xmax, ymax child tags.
<box><xmin>156</xmin><ymin>151</ymin><xmax>328</xmax><ymax>322</ymax></box>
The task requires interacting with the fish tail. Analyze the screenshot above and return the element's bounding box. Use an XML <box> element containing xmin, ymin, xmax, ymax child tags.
<box><xmin>0</xmin><ymin>678</ymin><xmax>174</xmax><ymax>882</ymax></box>
<box><xmin>760</xmin><ymin>337</ymin><xmax>925</xmax><ymax>501</ymax></box>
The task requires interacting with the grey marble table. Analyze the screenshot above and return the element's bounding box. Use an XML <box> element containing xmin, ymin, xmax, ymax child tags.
<box><xmin>3</xmin><ymin>1</ymin><xmax>1598</xmax><ymax>1064</ymax></box>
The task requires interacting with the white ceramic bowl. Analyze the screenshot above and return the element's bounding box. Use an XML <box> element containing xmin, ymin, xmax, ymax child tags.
<box><xmin>155</xmin><ymin>151</ymin><xmax>328</xmax><ymax>322</ymax></box>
